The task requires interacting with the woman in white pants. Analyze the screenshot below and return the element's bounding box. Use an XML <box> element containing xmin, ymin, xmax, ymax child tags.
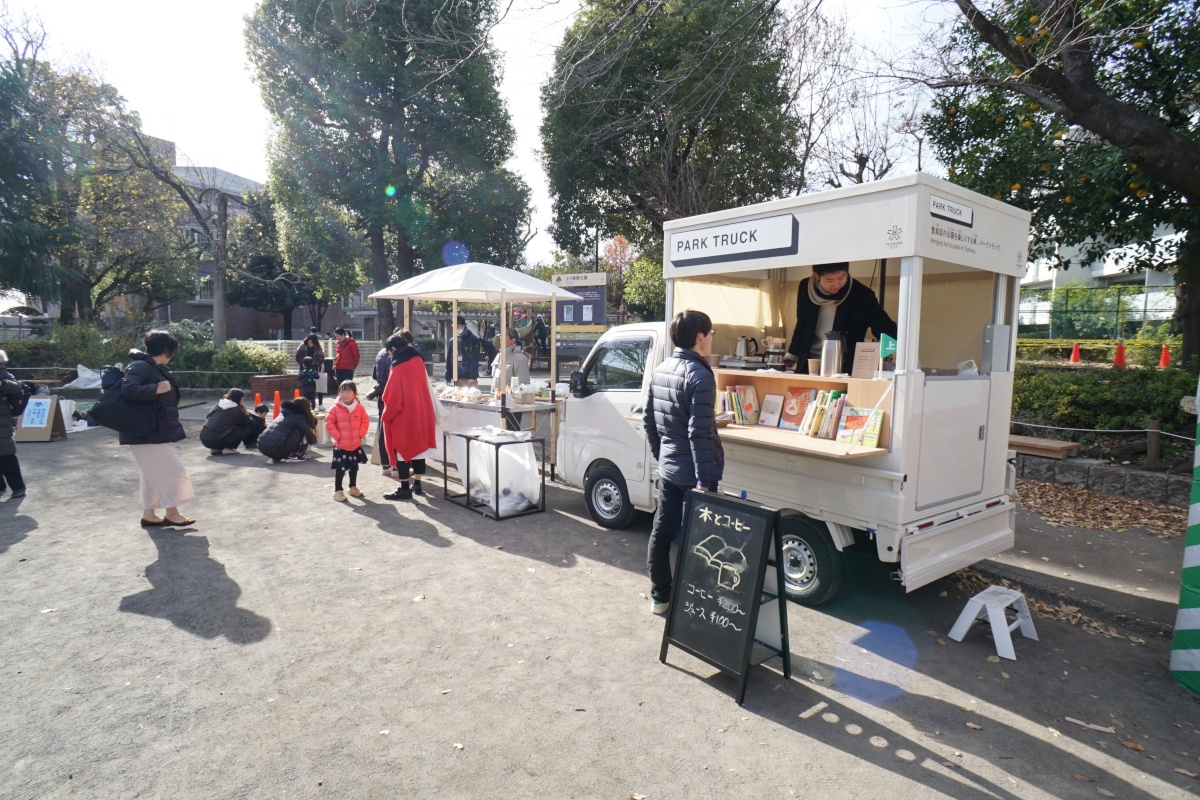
<box><xmin>120</xmin><ymin>330</ymin><xmax>195</xmax><ymax>527</ymax></box>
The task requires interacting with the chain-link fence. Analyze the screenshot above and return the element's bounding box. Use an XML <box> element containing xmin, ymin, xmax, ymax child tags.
<box><xmin>1018</xmin><ymin>286</ymin><xmax>1176</xmax><ymax>339</ymax></box>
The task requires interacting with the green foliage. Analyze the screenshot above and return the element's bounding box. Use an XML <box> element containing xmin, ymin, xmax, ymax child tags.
<box><xmin>247</xmin><ymin>0</ymin><xmax>532</xmax><ymax>282</ymax></box>
<box><xmin>540</xmin><ymin>0</ymin><xmax>803</xmax><ymax>252</ymax></box>
<box><xmin>623</xmin><ymin>256</ymin><xmax>666</xmax><ymax>321</ymax></box>
<box><xmin>213</xmin><ymin>342</ymin><xmax>289</xmax><ymax>376</ymax></box>
<box><xmin>1013</xmin><ymin>362</ymin><xmax>1196</xmax><ymax>433</ymax></box>
<box><xmin>926</xmin><ymin>0</ymin><xmax>1199</xmax><ymax>277</ymax></box>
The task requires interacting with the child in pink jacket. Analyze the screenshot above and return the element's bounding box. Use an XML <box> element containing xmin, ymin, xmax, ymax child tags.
<box><xmin>324</xmin><ymin>380</ymin><xmax>371</xmax><ymax>501</ymax></box>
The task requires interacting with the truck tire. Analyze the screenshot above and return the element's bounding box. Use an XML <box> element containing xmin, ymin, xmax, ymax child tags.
<box><xmin>779</xmin><ymin>514</ymin><xmax>845</xmax><ymax>605</ymax></box>
<box><xmin>584</xmin><ymin>465</ymin><xmax>637</xmax><ymax>529</ymax></box>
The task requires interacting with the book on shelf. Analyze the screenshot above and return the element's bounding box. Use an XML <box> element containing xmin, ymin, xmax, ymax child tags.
<box><xmin>835</xmin><ymin>406</ymin><xmax>884</xmax><ymax>448</ymax></box>
<box><xmin>735</xmin><ymin>385</ymin><xmax>760</xmax><ymax>425</ymax></box>
<box><xmin>758</xmin><ymin>393</ymin><xmax>783</xmax><ymax>427</ymax></box>
<box><xmin>778</xmin><ymin>387</ymin><xmax>815</xmax><ymax>431</ymax></box>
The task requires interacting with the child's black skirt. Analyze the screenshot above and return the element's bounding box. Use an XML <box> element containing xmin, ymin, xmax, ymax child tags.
<box><xmin>331</xmin><ymin>446</ymin><xmax>368</xmax><ymax>470</ymax></box>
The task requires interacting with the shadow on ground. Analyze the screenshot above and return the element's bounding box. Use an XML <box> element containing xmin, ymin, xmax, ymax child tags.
<box><xmin>119</xmin><ymin>530</ymin><xmax>272</xmax><ymax>644</ymax></box>
<box><xmin>0</xmin><ymin>496</ymin><xmax>35</xmax><ymax>554</ymax></box>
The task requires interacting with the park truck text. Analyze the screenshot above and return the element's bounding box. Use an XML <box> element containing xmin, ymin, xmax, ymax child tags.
<box><xmin>675</xmin><ymin>229</ymin><xmax>759</xmax><ymax>253</ymax></box>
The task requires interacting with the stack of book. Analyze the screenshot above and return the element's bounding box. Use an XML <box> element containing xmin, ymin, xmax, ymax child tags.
<box><xmin>716</xmin><ymin>385</ymin><xmax>760</xmax><ymax>425</ymax></box>
<box><xmin>749</xmin><ymin>385</ymin><xmax>884</xmax><ymax>448</ymax></box>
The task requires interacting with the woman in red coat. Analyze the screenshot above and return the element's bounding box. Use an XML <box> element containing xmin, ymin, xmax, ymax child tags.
<box><xmin>380</xmin><ymin>331</ymin><xmax>436</xmax><ymax>500</ymax></box>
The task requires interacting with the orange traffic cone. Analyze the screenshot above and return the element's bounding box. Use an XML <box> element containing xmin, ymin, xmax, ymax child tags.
<box><xmin>273</xmin><ymin>391</ymin><xmax>281</xmax><ymax>418</ymax></box>
<box><xmin>1160</xmin><ymin>344</ymin><xmax>1171</xmax><ymax>367</ymax></box>
<box><xmin>1113</xmin><ymin>342</ymin><xmax>1126</xmax><ymax>369</ymax></box>
<box><xmin>254</xmin><ymin>393</ymin><xmax>262</xmax><ymax>408</ymax></box>
<box><xmin>294</xmin><ymin>388</ymin><xmax>301</xmax><ymax>399</ymax></box>
<box><xmin>1069</xmin><ymin>342</ymin><xmax>1081</xmax><ymax>363</ymax></box>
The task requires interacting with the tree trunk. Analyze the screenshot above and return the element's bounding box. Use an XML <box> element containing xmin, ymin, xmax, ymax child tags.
<box><xmin>1178</xmin><ymin>229</ymin><xmax>1200</xmax><ymax>371</ymax></box>
<box><xmin>281</xmin><ymin>307</ymin><xmax>294</xmax><ymax>340</ymax></box>
<box><xmin>212</xmin><ymin>194</ymin><xmax>230</xmax><ymax>347</ymax></box>
<box><xmin>368</xmin><ymin>225</ymin><xmax>394</xmax><ymax>333</ymax></box>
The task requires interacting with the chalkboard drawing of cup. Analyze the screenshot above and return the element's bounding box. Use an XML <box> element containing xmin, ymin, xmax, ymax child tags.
<box><xmin>693</xmin><ymin>535</ymin><xmax>749</xmax><ymax>590</ymax></box>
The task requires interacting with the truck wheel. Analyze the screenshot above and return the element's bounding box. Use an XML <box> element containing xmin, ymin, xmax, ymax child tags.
<box><xmin>584</xmin><ymin>465</ymin><xmax>636</xmax><ymax>529</ymax></box>
<box><xmin>778</xmin><ymin>515</ymin><xmax>845</xmax><ymax>606</ymax></box>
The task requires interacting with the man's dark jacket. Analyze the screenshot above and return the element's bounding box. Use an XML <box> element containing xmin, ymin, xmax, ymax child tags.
<box><xmin>787</xmin><ymin>278</ymin><xmax>897</xmax><ymax>374</ymax></box>
<box><xmin>119</xmin><ymin>350</ymin><xmax>185</xmax><ymax>446</ymax></box>
<box><xmin>0</xmin><ymin>368</ymin><xmax>22</xmax><ymax>456</ymax></box>
<box><xmin>200</xmin><ymin>401</ymin><xmax>258</xmax><ymax>450</ymax></box>
<box><xmin>643</xmin><ymin>347</ymin><xmax>723</xmax><ymax>487</ymax></box>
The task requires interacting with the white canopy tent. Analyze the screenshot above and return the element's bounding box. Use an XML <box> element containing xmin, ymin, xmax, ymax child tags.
<box><xmin>369</xmin><ymin>262</ymin><xmax>582</xmax><ymax>397</ymax></box>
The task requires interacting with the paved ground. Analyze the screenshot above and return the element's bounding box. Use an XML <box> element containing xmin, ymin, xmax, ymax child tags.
<box><xmin>2</xmin><ymin>417</ymin><xmax>1199</xmax><ymax>799</ymax></box>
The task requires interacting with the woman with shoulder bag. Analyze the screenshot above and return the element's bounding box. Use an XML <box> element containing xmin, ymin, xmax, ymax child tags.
<box><xmin>122</xmin><ymin>330</ymin><xmax>195</xmax><ymax>527</ymax></box>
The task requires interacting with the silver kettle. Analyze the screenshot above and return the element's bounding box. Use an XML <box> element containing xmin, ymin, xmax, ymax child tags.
<box><xmin>735</xmin><ymin>336</ymin><xmax>758</xmax><ymax>358</ymax></box>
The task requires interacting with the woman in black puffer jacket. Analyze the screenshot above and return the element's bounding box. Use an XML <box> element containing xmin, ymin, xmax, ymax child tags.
<box><xmin>121</xmin><ymin>330</ymin><xmax>195</xmax><ymax>528</ymax></box>
<box><xmin>199</xmin><ymin>388</ymin><xmax>265</xmax><ymax>454</ymax></box>
<box><xmin>257</xmin><ymin>398</ymin><xmax>317</xmax><ymax>463</ymax></box>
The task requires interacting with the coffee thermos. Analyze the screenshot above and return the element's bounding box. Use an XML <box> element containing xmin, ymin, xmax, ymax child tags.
<box><xmin>819</xmin><ymin>334</ymin><xmax>844</xmax><ymax>377</ymax></box>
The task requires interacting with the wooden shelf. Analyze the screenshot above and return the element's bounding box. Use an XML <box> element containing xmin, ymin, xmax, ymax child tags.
<box><xmin>719</xmin><ymin>424</ymin><xmax>887</xmax><ymax>459</ymax></box>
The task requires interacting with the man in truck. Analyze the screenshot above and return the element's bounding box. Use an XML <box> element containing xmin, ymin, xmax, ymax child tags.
<box><xmin>784</xmin><ymin>262</ymin><xmax>896</xmax><ymax>374</ymax></box>
<box><xmin>643</xmin><ymin>309</ymin><xmax>724</xmax><ymax>615</ymax></box>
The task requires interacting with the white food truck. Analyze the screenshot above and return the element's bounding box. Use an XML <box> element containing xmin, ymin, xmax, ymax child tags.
<box><xmin>557</xmin><ymin>174</ymin><xmax>1031</xmax><ymax>605</ymax></box>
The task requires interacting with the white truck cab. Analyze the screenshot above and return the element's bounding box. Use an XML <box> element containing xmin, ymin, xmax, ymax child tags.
<box><xmin>558</xmin><ymin>174</ymin><xmax>1030</xmax><ymax>605</ymax></box>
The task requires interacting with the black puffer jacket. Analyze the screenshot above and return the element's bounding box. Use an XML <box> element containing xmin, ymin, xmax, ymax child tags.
<box><xmin>200</xmin><ymin>400</ymin><xmax>254</xmax><ymax>449</ymax></box>
<box><xmin>256</xmin><ymin>400</ymin><xmax>316</xmax><ymax>460</ymax></box>
<box><xmin>119</xmin><ymin>351</ymin><xmax>185</xmax><ymax>446</ymax></box>
<box><xmin>787</xmin><ymin>278</ymin><xmax>897</xmax><ymax>374</ymax></box>
<box><xmin>0</xmin><ymin>369</ymin><xmax>21</xmax><ymax>457</ymax></box>
<box><xmin>642</xmin><ymin>347</ymin><xmax>723</xmax><ymax>487</ymax></box>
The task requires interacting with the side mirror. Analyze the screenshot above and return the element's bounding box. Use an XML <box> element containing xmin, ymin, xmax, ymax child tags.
<box><xmin>570</xmin><ymin>370</ymin><xmax>588</xmax><ymax>398</ymax></box>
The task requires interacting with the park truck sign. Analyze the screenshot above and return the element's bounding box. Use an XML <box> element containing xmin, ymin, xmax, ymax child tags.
<box><xmin>669</xmin><ymin>213</ymin><xmax>798</xmax><ymax>268</ymax></box>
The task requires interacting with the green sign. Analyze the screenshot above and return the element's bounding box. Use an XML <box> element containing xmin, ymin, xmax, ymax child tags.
<box><xmin>880</xmin><ymin>333</ymin><xmax>897</xmax><ymax>359</ymax></box>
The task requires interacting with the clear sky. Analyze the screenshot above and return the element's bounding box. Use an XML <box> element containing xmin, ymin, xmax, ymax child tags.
<box><xmin>8</xmin><ymin>0</ymin><xmax>930</xmax><ymax>267</ymax></box>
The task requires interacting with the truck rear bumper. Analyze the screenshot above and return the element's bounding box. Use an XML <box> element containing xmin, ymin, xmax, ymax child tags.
<box><xmin>898</xmin><ymin>499</ymin><xmax>1015</xmax><ymax>592</ymax></box>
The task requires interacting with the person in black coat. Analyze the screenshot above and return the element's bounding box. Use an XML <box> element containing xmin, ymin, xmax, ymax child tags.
<box><xmin>121</xmin><ymin>331</ymin><xmax>195</xmax><ymax>527</ymax></box>
<box><xmin>257</xmin><ymin>398</ymin><xmax>317</xmax><ymax>462</ymax></box>
<box><xmin>295</xmin><ymin>333</ymin><xmax>327</xmax><ymax>406</ymax></box>
<box><xmin>199</xmin><ymin>388</ymin><xmax>266</xmax><ymax>454</ymax></box>
<box><xmin>641</xmin><ymin>309</ymin><xmax>724</xmax><ymax>615</ymax></box>
<box><xmin>785</xmin><ymin>262</ymin><xmax>897</xmax><ymax>375</ymax></box>
<box><xmin>0</xmin><ymin>349</ymin><xmax>27</xmax><ymax>498</ymax></box>
<box><xmin>444</xmin><ymin>316</ymin><xmax>480</xmax><ymax>384</ymax></box>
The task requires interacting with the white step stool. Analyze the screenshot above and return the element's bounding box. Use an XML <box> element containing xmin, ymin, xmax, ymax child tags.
<box><xmin>947</xmin><ymin>586</ymin><xmax>1038</xmax><ymax>660</ymax></box>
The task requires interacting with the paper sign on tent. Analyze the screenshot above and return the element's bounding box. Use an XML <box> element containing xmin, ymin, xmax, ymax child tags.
<box><xmin>880</xmin><ymin>333</ymin><xmax>897</xmax><ymax>359</ymax></box>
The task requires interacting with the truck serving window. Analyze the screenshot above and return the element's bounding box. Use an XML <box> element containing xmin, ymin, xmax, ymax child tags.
<box><xmin>582</xmin><ymin>337</ymin><xmax>653</xmax><ymax>391</ymax></box>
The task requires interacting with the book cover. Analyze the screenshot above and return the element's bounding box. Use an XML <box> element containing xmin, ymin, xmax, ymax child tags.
<box><xmin>737</xmin><ymin>385</ymin><xmax>760</xmax><ymax>425</ymax></box>
<box><xmin>836</xmin><ymin>406</ymin><xmax>884</xmax><ymax>448</ymax></box>
<box><xmin>779</xmin><ymin>387</ymin><xmax>814</xmax><ymax>431</ymax></box>
<box><xmin>802</xmin><ymin>390</ymin><xmax>827</xmax><ymax>437</ymax></box>
<box><xmin>758</xmin><ymin>394</ymin><xmax>784</xmax><ymax>427</ymax></box>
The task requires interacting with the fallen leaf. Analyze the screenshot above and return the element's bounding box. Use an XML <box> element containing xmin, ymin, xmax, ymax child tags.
<box><xmin>40</xmin><ymin>609</ymin><xmax>57</xmax><ymax>613</ymax></box>
<box><xmin>380</xmin><ymin>729</ymin><xmax>389</xmax><ymax>735</ymax></box>
<box><xmin>1001</xmin><ymin>672</ymin><xmax>1010</xmax><ymax>679</ymax></box>
<box><xmin>1097</xmin><ymin>789</ymin><xmax>1115</xmax><ymax>797</ymax></box>
<box><xmin>966</xmin><ymin>722</ymin><xmax>982</xmax><ymax>730</ymax></box>
<box><xmin>1074</xmin><ymin>774</ymin><xmax>1094</xmax><ymax>782</ymax></box>
<box><xmin>986</xmin><ymin>655</ymin><xmax>1000</xmax><ymax>663</ymax></box>
<box><xmin>1013</xmin><ymin>479</ymin><xmax>1184</xmax><ymax>537</ymax></box>
<box><xmin>441</xmin><ymin>689</ymin><xmax>452</xmax><ymax>695</ymax></box>
<box><xmin>936</xmin><ymin>638</ymin><xmax>946</xmax><ymax>646</ymax></box>
<box><xmin>453</xmin><ymin>743</ymin><xmax>464</xmax><ymax>749</ymax></box>
<box><xmin>939</xmin><ymin>591</ymin><xmax>948</xmax><ymax>597</ymax></box>
<box><xmin>1121</xmin><ymin>741</ymin><xmax>1145</xmax><ymax>751</ymax></box>
<box><xmin>1130</xmin><ymin>636</ymin><xmax>1145</xmax><ymax>645</ymax></box>
<box><xmin>413</xmin><ymin>594</ymin><xmax>425</xmax><ymax>602</ymax></box>
<box><xmin>1042</xmin><ymin>557</ymin><xmax>1051</xmax><ymax>562</ymax></box>
<box><xmin>630</xmin><ymin>795</ymin><xmax>648</xmax><ymax>800</ymax></box>
<box><xmin>493</xmin><ymin>545</ymin><xmax>503</xmax><ymax>550</ymax></box>
<box><xmin>1175</xmin><ymin>768</ymin><xmax>1199</xmax><ymax>778</ymax></box>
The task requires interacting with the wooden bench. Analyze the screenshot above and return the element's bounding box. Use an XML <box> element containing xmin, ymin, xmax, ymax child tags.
<box><xmin>1008</xmin><ymin>434</ymin><xmax>1081</xmax><ymax>459</ymax></box>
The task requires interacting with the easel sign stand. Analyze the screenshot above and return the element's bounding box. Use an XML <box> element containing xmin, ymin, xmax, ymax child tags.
<box><xmin>660</xmin><ymin>490</ymin><xmax>790</xmax><ymax>705</ymax></box>
<box><xmin>15</xmin><ymin>394</ymin><xmax>69</xmax><ymax>442</ymax></box>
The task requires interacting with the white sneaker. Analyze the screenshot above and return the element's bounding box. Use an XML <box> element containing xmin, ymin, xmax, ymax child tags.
<box><xmin>283</xmin><ymin>456</ymin><xmax>305</xmax><ymax>463</ymax></box>
<box><xmin>221</xmin><ymin>448</ymin><xmax>239</xmax><ymax>455</ymax></box>
<box><xmin>651</xmin><ymin>599</ymin><xmax>670</xmax><ymax>616</ymax></box>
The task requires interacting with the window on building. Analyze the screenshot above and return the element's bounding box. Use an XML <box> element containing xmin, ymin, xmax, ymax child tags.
<box><xmin>194</xmin><ymin>275</ymin><xmax>215</xmax><ymax>303</ymax></box>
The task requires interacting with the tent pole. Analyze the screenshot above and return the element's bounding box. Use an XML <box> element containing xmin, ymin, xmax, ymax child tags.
<box><xmin>550</xmin><ymin>292</ymin><xmax>558</xmax><ymax>396</ymax></box>
<box><xmin>452</xmin><ymin>299</ymin><xmax>458</xmax><ymax>385</ymax></box>
<box><xmin>500</xmin><ymin>289</ymin><xmax>508</xmax><ymax>410</ymax></box>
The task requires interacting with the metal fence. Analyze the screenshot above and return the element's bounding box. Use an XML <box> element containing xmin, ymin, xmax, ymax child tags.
<box><xmin>0</xmin><ymin>319</ymin><xmax>51</xmax><ymax>341</ymax></box>
<box><xmin>1017</xmin><ymin>286</ymin><xmax>1176</xmax><ymax>339</ymax></box>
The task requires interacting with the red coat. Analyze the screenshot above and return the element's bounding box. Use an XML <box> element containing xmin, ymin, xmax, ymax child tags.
<box><xmin>324</xmin><ymin>399</ymin><xmax>370</xmax><ymax>451</ymax></box>
<box><xmin>381</xmin><ymin>351</ymin><xmax>437</xmax><ymax>462</ymax></box>
<box><xmin>335</xmin><ymin>336</ymin><xmax>360</xmax><ymax>371</ymax></box>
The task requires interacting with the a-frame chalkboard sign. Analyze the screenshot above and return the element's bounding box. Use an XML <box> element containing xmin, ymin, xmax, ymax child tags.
<box><xmin>659</xmin><ymin>490</ymin><xmax>790</xmax><ymax>704</ymax></box>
